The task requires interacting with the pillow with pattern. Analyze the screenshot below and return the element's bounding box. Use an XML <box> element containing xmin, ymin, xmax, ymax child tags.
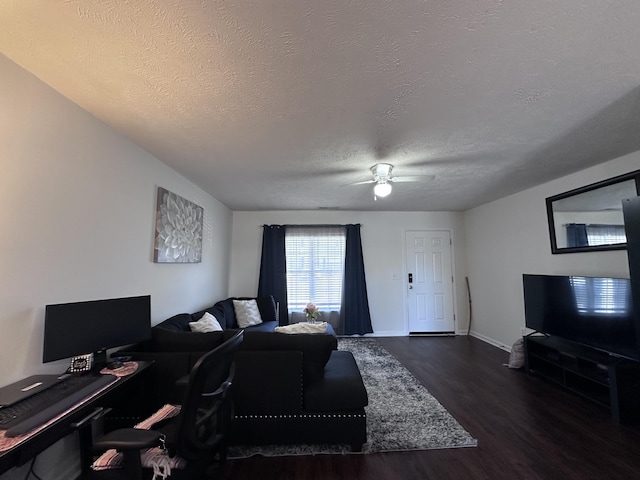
<box><xmin>189</xmin><ymin>312</ymin><xmax>223</xmax><ymax>333</ymax></box>
<box><xmin>233</xmin><ymin>299</ymin><xmax>263</xmax><ymax>328</ymax></box>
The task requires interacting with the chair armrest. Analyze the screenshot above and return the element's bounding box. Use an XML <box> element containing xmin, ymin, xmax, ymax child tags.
<box><xmin>93</xmin><ymin>428</ymin><xmax>162</xmax><ymax>451</ymax></box>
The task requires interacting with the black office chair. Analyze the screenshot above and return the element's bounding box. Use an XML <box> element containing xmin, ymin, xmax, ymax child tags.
<box><xmin>86</xmin><ymin>330</ymin><xmax>243</xmax><ymax>480</ymax></box>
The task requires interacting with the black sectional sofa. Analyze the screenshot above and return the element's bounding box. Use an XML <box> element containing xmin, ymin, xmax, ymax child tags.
<box><xmin>119</xmin><ymin>296</ymin><xmax>369</xmax><ymax>450</ymax></box>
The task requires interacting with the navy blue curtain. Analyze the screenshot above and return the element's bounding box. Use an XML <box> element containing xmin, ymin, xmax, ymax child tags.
<box><xmin>566</xmin><ymin>223</ymin><xmax>588</xmax><ymax>248</ymax></box>
<box><xmin>340</xmin><ymin>224</ymin><xmax>374</xmax><ymax>335</ymax></box>
<box><xmin>257</xmin><ymin>225</ymin><xmax>289</xmax><ymax>325</ymax></box>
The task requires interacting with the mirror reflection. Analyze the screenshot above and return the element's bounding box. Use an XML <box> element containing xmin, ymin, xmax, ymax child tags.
<box><xmin>546</xmin><ymin>170</ymin><xmax>640</xmax><ymax>254</ymax></box>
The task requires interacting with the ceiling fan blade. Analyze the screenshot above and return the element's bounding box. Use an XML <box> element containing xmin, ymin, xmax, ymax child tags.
<box><xmin>390</xmin><ymin>175</ymin><xmax>435</xmax><ymax>183</ymax></box>
<box><xmin>348</xmin><ymin>179</ymin><xmax>376</xmax><ymax>185</ymax></box>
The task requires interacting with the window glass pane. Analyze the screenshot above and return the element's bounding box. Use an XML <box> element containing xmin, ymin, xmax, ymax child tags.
<box><xmin>285</xmin><ymin>227</ymin><xmax>345</xmax><ymax>315</ymax></box>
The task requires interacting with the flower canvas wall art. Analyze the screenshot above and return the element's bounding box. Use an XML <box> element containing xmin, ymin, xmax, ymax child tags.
<box><xmin>154</xmin><ymin>187</ymin><xmax>203</xmax><ymax>263</ymax></box>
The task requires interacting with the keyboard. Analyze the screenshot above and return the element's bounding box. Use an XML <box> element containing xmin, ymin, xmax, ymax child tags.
<box><xmin>0</xmin><ymin>374</ymin><xmax>116</xmax><ymax>437</ymax></box>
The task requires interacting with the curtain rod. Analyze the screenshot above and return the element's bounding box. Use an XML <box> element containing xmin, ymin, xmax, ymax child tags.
<box><xmin>260</xmin><ymin>224</ymin><xmax>362</xmax><ymax>228</ymax></box>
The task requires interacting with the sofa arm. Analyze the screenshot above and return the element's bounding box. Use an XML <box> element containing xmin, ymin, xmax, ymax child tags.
<box><xmin>232</xmin><ymin>351</ymin><xmax>303</xmax><ymax>415</ymax></box>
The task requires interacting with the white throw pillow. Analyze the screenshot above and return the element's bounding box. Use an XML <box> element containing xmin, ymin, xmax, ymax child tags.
<box><xmin>233</xmin><ymin>299</ymin><xmax>263</xmax><ymax>328</ymax></box>
<box><xmin>189</xmin><ymin>312</ymin><xmax>223</xmax><ymax>333</ymax></box>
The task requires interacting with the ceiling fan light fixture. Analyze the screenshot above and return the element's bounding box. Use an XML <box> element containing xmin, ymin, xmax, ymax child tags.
<box><xmin>374</xmin><ymin>182</ymin><xmax>392</xmax><ymax>198</ymax></box>
<box><xmin>372</xmin><ymin>163</ymin><xmax>393</xmax><ymax>179</ymax></box>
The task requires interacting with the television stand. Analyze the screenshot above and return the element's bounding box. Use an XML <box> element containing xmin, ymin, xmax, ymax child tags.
<box><xmin>524</xmin><ymin>335</ymin><xmax>640</xmax><ymax>424</ymax></box>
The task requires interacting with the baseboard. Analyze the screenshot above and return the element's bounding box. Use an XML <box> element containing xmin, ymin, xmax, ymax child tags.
<box><xmin>409</xmin><ymin>332</ymin><xmax>455</xmax><ymax>337</ymax></box>
<box><xmin>371</xmin><ymin>330</ymin><xmax>456</xmax><ymax>337</ymax></box>
<box><xmin>369</xmin><ymin>330</ymin><xmax>407</xmax><ymax>337</ymax></box>
<box><xmin>343</xmin><ymin>329</ymin><xmax>512</xmax><ymax>354</ymax></box>
<box><xmin>340</xmin><ymin>330</ymin><xmax>407</xmax><ymax>337</ymax></box>
<box><xmin>468</xmin><ymin>330</ymin><xmax>512</xmax><ymax>352</ymax></box>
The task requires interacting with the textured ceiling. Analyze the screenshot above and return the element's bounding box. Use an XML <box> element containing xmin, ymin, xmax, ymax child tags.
<box><xmin>2</xmin><ymin>0</ymin><xmax>640</xmax><ymax>211</ymax></box>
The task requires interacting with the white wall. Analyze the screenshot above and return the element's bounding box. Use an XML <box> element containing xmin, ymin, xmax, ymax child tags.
<box><xmin>464</xmin><ymin>153</ymin><xmax>639</xmax><ymax>350</ymax></box>
<box><xmin>229</xmin><ymin>210</ymin><xmax>467</xmax><ymax>336</ymax></box>
<box><xmin>0</xmin><ymin>55</ymin><xmax>232</xmax><ymax>479</ymax></box>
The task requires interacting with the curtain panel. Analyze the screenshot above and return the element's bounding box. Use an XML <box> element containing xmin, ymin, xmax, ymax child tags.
<box><xmin>257</xmin><ymin>225</ymin><xmax>289</xmax><ymax>325</ymax></box>
<box><xmin>340</xmin><ymin>224</ymin><xmax>374</xmax><ymax>335</ymax></box>
<box><xmin>566</xmin><ymin>223</ymin><xmax>588</xmax><ymax>248</ymax></box>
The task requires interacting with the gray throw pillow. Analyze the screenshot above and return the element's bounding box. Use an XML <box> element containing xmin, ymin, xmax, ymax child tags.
<box><xmin>233</xmin><ymin>299</ymin><xmax>263</xmax><ymax>328</ymax></box>
<box><xmin>189</xmin><ymin>312</ymin><xmax>223</xmax><ymax>333</ymax></box>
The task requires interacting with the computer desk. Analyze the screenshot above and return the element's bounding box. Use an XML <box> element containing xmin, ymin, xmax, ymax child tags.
<box><xmin>0</xmin><ymin>361</ymin><xmax>153</xmax><ymax>476</ymax></box>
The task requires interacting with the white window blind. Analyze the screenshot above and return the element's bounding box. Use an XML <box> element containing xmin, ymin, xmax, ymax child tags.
<box><xmin>585</xmin><ymin>224</ymin><xmax>626</xmax><ymax>246</ymax></box>
<box><xmin>569</xmin><ymin>276</ymin><xmax>629</xmax><ymax>315</ymax></box>
<box><xmin>285</xmin><ymin>226</ymin><xmax>346</xmax><ymax>314</ymax></box>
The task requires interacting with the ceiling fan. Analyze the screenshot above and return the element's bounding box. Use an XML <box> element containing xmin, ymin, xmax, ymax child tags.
<box><xmin>351</xmin><ymin>163</ymin><xmax>435</xmax><ymax>200</ymax></box>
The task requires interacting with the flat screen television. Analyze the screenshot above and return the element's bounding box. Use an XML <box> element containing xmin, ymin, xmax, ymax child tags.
<box><xmin>522</xmin><ymin>274</ymin><xmax>639</xmax><ymax>360</ymax></box>
<box><xmin>43</xmin><ymin>295</ymin><xmax>151</xmax><ymax>364</ymax></box>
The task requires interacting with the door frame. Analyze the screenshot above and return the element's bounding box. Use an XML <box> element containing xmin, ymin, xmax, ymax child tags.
<box><xmin>402</xmin><ymin>229</ymin><xmax>458</xmax><ymax>336</ymax></box>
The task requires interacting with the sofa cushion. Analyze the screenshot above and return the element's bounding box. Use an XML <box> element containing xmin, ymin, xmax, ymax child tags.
<box><xmin>151</xmin><ymin>328</ymin><xmax>224</xmax><ymax>352</ymax></box>
<box><xmin>251</xmin><ymin>296</ymin><xmax>278</xmax><ymax>322</ymax></box>
<box><xmin>232</xmin><ymin>351</ymin><xmax>304</xmax><ymax>415</ymax></box>
<box><xmin>215</xmin><ymin>299</ymin><xmax>237</xmax><ymax>328</ymax></box>
<box><xmin>240</xmin><ymin>321</ymin><xmax>278</xmax><ymax>332</ymax></box>
<box><xmin>224</xmin><ymin>330</ymin><xmax>337</xmax><ymax>378</ymax></box>
<box><xmin>156</xmin><ymin>313</ymin><xmax>192</xmax><ymax>332</ymax></box>
<box><xmin>191</xmin><ymin>303</ymin><xmax>227</xmax><ymax>330</ymax></box>
<box><xmin>217</xmin><ymin>296</ymin><xmax>277</xmax><ymax>329</ymax></box>
<box><xmin>305</xmin><ymin>350</ymin><xmax>368</xmax><ymax>411</ymax></box>
<box><xmin>189</xmin><ymin>312</ymin><xmax>223</xmax><ymax>333</ymax></box>
<box><xmin>233</xmin><ymin>299</ymin><xmax>263</xmax><ymax>328</ymax></box>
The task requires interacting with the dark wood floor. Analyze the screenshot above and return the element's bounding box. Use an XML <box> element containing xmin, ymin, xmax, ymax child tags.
<box><xmin>219</xmin><ymin>336</ymin><xmax>640</xmax><ymax>480</ymax></box>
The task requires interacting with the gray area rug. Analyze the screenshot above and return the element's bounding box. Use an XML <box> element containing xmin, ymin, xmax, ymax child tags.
<box><xmin>228</xmin><ymin>338</ymin><xmax>477</xmax><ymax>458</ymax></box>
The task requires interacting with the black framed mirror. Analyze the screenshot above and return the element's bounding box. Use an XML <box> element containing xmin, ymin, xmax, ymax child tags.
<box><xmin>546</xmin><ymin>169</ymin><xmax>640</xmax><ymax>254</ymax></box>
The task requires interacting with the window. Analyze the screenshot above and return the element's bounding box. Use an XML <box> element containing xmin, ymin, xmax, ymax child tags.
<box><xmin>285</xmin><ymin>226</ymin><xmax>346</xmax><ymax>317</ymax></box>
<box><xmin>585</xmin><ymin>224</ymin><xmax>626</xmax><ymax>246</ymax></box>
<box><xmin>569</xmin><ymin>276</ymin><xmax>630</xmax><ymax>315</ymax></box>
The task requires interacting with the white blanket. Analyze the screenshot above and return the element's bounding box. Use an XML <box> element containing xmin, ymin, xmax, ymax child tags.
<box><xmin>274</xmin><ymin>321</ymin><xmax>328</xmax><ymax>334</ymax></box>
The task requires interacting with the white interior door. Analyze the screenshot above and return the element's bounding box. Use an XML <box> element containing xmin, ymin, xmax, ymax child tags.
<box><xmin>406</xmin><ymin>230</ymin><xmax>455</xmax><ymax>333</ymax></box>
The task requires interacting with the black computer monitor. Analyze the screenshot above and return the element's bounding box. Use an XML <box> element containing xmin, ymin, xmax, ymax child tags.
<box><xmin>43</xmin><ymin>295</ymin><xmax>151</xmax><ymax>365</ymax></box>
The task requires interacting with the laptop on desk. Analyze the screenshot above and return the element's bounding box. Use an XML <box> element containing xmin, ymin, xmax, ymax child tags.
<box><xmin>0</xmin><ymin>375</ymin><xmax>63</xmax><ymax>407</ymax></box>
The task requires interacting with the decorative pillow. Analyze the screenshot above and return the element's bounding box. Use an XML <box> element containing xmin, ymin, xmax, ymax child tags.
<box><xmin>189</xmin><ymin>312</ymin><xmax>223</xmax><ymax>333</ymax></box>
<box><xmin>191</xmin><ymin>304</ymin><xmax>227</xmax><ymax>329</ymax></box>
<box><xmin>233</xmin><ymin>299</ymin><xmax>263</xmax><ymax>328</ymax></box>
